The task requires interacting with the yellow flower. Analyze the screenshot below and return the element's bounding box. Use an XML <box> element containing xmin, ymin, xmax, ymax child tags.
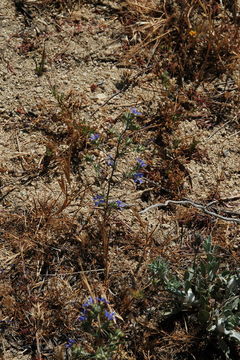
<box><xmin>189</xmin><ymin>30</ymin><xmax>197</xmax><ymax>37</ymax></box>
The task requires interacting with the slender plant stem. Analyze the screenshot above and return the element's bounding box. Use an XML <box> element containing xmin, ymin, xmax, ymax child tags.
<box><xmin>102</xmin><ymin>116</ymin><xmax>131</xmax><ymax>278</ymax></box>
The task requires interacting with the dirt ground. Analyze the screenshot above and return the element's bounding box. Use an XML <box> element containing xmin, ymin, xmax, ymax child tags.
<box><xmin>0</xmin><ymin>1</ymin><xmax>239</xmax><ymax>359</ymax></box>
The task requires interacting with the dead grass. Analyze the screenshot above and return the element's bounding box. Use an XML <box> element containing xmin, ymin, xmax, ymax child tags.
<box><xmin>120</xmin><ymin>0</ymin><xmax>240</xmax><ymax>84</ymax></box>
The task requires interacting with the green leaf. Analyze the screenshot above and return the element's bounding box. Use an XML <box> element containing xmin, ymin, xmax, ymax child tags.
<box><xmin>218</xmin><ymin>339</ymin><xmax>231</xmax><ymax>359</ymax></box>
<box><xmin>200</xmin><ymin>261</ymin><xmax>206</xmax><ymax>277</ymax></box>
<box><xmin>229</xmin><ymin>330</ymin><xmax>240</xmax><ymax>343</ymax></box>
<box><xmin>203</xmin><ymin>236</ymin><xmax>212</xmax><ymax>253</ymax></box>
<box><xmin>198</xmin><ymin>308</ymin><xmax>210</xmax><ymax>324</ymax></box>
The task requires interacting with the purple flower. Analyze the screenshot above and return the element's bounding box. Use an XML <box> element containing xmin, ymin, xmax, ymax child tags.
<box><xmin>96</xmin><ymin>297</ymin><xmax>109</xmax><ymax>304</ymax></box>
<box><xmin>104</xmin><ymin>310</ymin><xmax>115</xmax><ymax>321</ymax></box>
<box><xmin>65</xmin><ymin>339</ymin><xmax>76</xmax><ymax>348</ymax></box>
<box><xmin>78</xmin><ymin>306</ymin><xmax>89</xmax><ymax>321</ymax></box>
<box><xmin>133</xmin><ymin>172</ymin><xmax>144</xmax><ymax>184</ymax></box>
<box><xmin>89</xmin><ymin>133</ymin><xmax>100</xmax><ymax>141</ymax></box>
<box><xmin>83</xmin><ymin>297</ymin><xmax>95</xmax><ymax>307</ymax></box>
<box><xmin>130</xmin><ymin>108</ymin><xmax>142</xmax><ymax>116</ymax></box>
<box><xmin>93</xmin><ymin>195</ymin><xmax>105</xmax><ymax>206</ymax></box>
<box><xmin>106</xmin><ymin>155</ymin><xmax>114</xmax><ymax>167</ymax></box>
<box><xmin>78</xmin><ymin>300</ymin><xmax>92</xmax><ymax>321</ymax></box>
<box><xmin>115</xmin><ymin>200</ymin><xmax>127</xmax><ymax>208</ymax></box>
<box><xmin>136</xmin><ymin>158</ymin><xmax>147</xmax><ymax>168</ymax></box>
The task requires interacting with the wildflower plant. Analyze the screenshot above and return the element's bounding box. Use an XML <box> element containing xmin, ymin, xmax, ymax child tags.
<box><xmin>130</xmin><ymin>107</ymin><xmax>142</xmax><ymax>116</ymax></box>
<box><xmin>149</xmin><ymin>237</ymin><xmax>240</xmax><ymax>359</ymax></box>
<box><xmin>123</xmin><ymin>108</ymin><xmax>142</xmax><ymax>130</ymax></box>
<box><xmin>112</xmin><ymin>200</ymin><xmax>127</xmax><ymax>209</ymax></box>
<box><xmin>93</xmin><ymin>195</ymin><xmax>127</xmax><ymax>209</ymax></box>
<box><xmin>93</xmin><ymin>195</ymin><xmax>105</xmax><ymax>207</ymax></box>
<box><xmin>71</xmin><ymin>297</ymin><xmax>124</xmax><ymax>360</ymax></box>
<box><xmin>133</xmin><ymin>172</ymin><xmax>144</xmax><ymax>184</ymax></box>
<box><xmin>92</xmin><ymin>108</ymin><xmax>144</xmax><ymax>212</ymax></box>
<box><xmin>91</xmin><ymin>112</ymin><xmax>146</xmax><ymax>220</ymax></box>
<box><xmin>92</xmin><ymin>108</ymin><xmax>145</xmax><ymax>273</ymax></box>
<box><xmin>89</xmin><ymin>133</ymin><xmax>100</xmax><ymax>142</ymax></box>
<box><xmin>65</xmin><ymin>338</ymin><xmax>77</xmax><ymax>349</ymax></box>
<box><xmin>106</xmin><ymin>155</ymin><xmax>114</xmax><ymax>167</ymax></box>
<box><xmin>131</xmin><ymin>158</ymin><xmax>147</xmax><ymax>184</ymax></box>
<box><xmin>136</xmin><ymin>158</ymin><xmax>147</xmax><ymax>168</ymax></box>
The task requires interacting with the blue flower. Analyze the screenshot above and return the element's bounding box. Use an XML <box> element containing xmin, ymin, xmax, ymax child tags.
<box><xmin>133</xmin><ymin>172</ymin><xmax>144</xmax><ymax>184</ymax></box>
<box><xmin>136</xmin><ymin>158</ymin><xmax>147</xmax><ymax>168</ymax></box>
<box><xmin>89</xmin><ymin>133</ymin><xmax>100</xmax><ymax>141</ymax></box>
<box><xmin>106</xmin><ymin>155</ymin><xmax>114</xmax><ymax>167</ymax></box>
<box><xmin>96</xmin><ymin>297</ymin><xmax>109</xmax><ymax>304</ymax></box>
<box><xmin>93</xmin><ymin>195</ymin><xmax>105</xmax><ymax>206</ymax></box>
<box><xmin>78</xmin><ymin>304</ymin><xmax>89</xmax><ymax>321</ymax></box>
<box><xmin>83</xmin><ymin>297</ymin><xmax>95</xmax><ymax>307</ymax></box>
<box><xmin>130</xmin><ymin>108</ymin><xmax>142</xmax><ymax>116</ymax></box>
<box><xmin>78</xmin><ymin>314</ymin><xmax>87</xmax><ymax>321</ymax></box>
<box><xmin>115</xmin><ymin>200</ymin><xmax>127</xmax><ymax>208</ymax></box>
<box><xmin>65</xmin><ymin>339</ymin><xmax>76</xmax><ymax>348</ymax></box>
<box><xmin>104</xmin><ymin>310</ymin><xmax>115</xmax><ymax>321</ymax></box>
<box><xmin>78</xmin><ymin>306</ymin><xmax>89</xmax><ymax>321</ymax></box>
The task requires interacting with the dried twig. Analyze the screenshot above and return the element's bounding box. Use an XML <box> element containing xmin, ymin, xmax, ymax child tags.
<box><xmin>140</xmin><ymin>199</ymin><xmax>240</xmax><ymax>224</ymax></box>
<box><xmin>205</xmin><ymin>119</ymin><xmax>233</xmax><ymax>142</ymax></box>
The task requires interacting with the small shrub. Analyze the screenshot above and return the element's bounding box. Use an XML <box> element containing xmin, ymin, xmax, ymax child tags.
<box><xmin>71</xmin><ymin>297</ymin><xmax>124</xmax><ymax>360</ymax></box>
<box><xmin>149</xmin><ymin>237</ymin><xmax>240</xmax><ymax>359</ymax></box>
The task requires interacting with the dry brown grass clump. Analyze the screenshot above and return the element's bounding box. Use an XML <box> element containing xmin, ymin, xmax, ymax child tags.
<box><xmin>120</xmin><ymin>0</ymin><xmax>240</xmax><ymax>84</ymax></box>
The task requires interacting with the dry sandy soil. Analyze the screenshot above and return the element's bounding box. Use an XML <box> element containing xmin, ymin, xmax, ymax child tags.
<box><xmin>0</xmin><ymin>0</ymin><xmax>239</xmax><ymax>209</ymax></box>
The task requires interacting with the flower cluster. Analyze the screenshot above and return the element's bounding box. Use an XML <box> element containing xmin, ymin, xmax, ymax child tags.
<box><xmin>130</xmin><ymin>107</ymin><xmax>142</xmax><ymax>116</ymax></box>
<box><xmin>93</xmin><ymin>196</ymin><xmax>127</xmax><ymax>209</ymax></box>
<box><xmin>93</xmin><ymin>195</ymin><xmax>105</xmax><ymax>206</ymax></box>
<box><xmin>72</xmin><ymin>297</ymin><xmax>123</xmax><ymax>360</ymax></box>
<box><xmin>136</xmin><ymin>158</ymin><xmax>147</xmax><ymax>168</ymax></box>
<box><xmin>132</xmin><ymin>158</ymin><xmax>147</xmax><ymax>184</ymax></box>
<box><xmin>133</xmin><ymin>172</ymin><xmax>144</xmax><ymax>184</ymax></box>
<box><xmin>114</xmin><ymin>200</ymin><xmax>127</xmax><ymax>209</ymax></box>
<box><xmin>106</xmin><ymin>155</ymin><xmax>114</xmax><ymax>167</ymax></box>
<box><xmin>78</xmin><ymin>297</ymin><xmax>115</xmax><ymax>323</ymax></box>
<box><xmin>89</xmin><ymin>133</ymin><xmax>100</xmax><ymax>141</ymax></box>
<box><xmin>65</xmin><ymin>338</ymin><xmax>76</xmax><ymax>348</ymax></box>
